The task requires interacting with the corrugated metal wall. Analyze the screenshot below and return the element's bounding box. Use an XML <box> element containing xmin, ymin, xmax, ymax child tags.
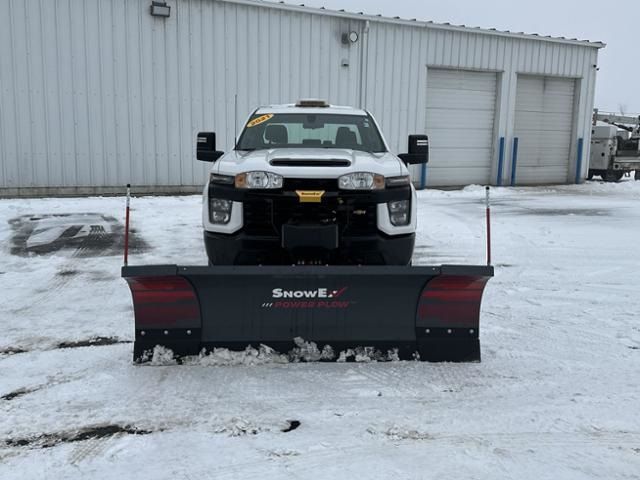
<box><xmin>362</xmin><ymin>22</ymin><xmax>600</xmax><ymax>185</ymax></box>
<box><xmin>0</xmin><ymin>0</ymin><xmax>363</xmax><ymax>193</ymax></box>
<box><xmin>0</xmin><ymin>0</ymin><xmax>601</xmax><ymax>194</ymax></box>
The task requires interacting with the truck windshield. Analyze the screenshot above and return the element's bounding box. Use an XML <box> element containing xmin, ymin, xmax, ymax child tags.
<box><xmin>236</xmin><ymin>113</ymin><xmax>386</xmax><ymax>152</ymax></box>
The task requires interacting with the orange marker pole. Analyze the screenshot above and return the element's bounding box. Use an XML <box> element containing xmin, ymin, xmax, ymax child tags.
<box><xmin>124</xmin><ymin>184</ymin><xmax>131</xmax><ymax>266</ymax></box>
<box><xmin>485</xmin><ymin>186</ymin><xmax>491</xmax><ymax>266</ymax></box>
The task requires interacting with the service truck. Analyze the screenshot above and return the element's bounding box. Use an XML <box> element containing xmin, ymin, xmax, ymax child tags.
<box><xmin>590</xmin><ymin>111</ymin><xmax>640</xmax><ymax>182</ymax></box>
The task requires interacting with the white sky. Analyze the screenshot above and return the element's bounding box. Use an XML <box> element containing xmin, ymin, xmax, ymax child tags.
<box><xmin>292</xmin><ymin>0</ymin><xmax>639</xmax><ymax>114</ymax></box>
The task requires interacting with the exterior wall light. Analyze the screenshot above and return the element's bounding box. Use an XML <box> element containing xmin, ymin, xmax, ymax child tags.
<box><xmin>150</xmin><ymin>1</ymin><xmax>170</xmax><ymax>17</ymax></box>
<box><xmin>341</xmin><ymin>31</ymin><xmax>359</xmax><ymax>44</ymax></box>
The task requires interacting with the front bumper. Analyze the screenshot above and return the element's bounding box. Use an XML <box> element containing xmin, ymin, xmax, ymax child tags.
<box><xmin>613</xmin><ymin>158</ymin><xmax>640</xmax><ymax>171</ymax></box>
<box><xmin>203</xmin><ymin>180</ymin><xmax>416</xmax><ymax>237</ymax></box>
<box><xmin>205</xmin><ymin>229</ymin><xmax>415</xmax><ymax>265</ymax></box>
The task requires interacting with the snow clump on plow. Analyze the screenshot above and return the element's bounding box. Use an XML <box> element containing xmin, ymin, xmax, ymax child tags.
<box><xmin>139</xmin><ymin>338</ymin><xmax>403</xmax><ymax>366</ymax></box>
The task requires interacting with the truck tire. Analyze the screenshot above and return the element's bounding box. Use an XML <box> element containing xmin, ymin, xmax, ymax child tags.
<box><xmin>603</xmin><ymin>170</ymin><xmax>624</xmax><ymax>182</ymax></box>
<box><xmin>635</xmin><ymin>170</ymin><xmax>640</xmax><ymax>181</ymax></box>
<box><xmin>587</xmin><ymin>170</ymin><xmax>594</xmax><ymax>180</ymax></box>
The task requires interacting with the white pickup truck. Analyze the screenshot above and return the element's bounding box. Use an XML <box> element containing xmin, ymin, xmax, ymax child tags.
<box><xmin>196</xmin><ymin>100</ymin><xmax>429</xmax><ymax>265</ymax></box>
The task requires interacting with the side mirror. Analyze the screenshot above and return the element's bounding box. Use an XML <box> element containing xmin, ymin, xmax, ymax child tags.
<box><xmin>398</xmin><ymin>135</ymin><xmax>429</xmax><ymax>165</ymax></box>
<box><xmin>197</xmin><ymin>132</ymin><xmax>224</xmax><ymax>162</ymax></box>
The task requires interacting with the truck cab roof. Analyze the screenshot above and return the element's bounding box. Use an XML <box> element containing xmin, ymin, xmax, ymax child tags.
<box><xmin>255</xmin><ymin>101</ymin><xmax>368</xmax><ymax>117</ymax></box>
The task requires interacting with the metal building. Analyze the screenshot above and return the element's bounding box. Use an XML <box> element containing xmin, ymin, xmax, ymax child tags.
<box><xmin>0</xmin><ymin>0</ymin><xmax>604</xmax><ymax>195</ymax></box>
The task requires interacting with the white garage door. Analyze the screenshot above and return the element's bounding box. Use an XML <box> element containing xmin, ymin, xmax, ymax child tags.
<box><xmin>424</xmin><ymin>69</ymin><xmax>497</xmax><ymax>186</ymax></box>
<box><xmin>513</xmin><ymin>76</ymin><xmax>576</xmax><ymax>184</ymax></box>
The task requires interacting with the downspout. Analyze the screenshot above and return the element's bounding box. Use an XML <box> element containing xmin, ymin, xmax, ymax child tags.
<box><xmin>358</xmin><ymin>20</ymin><xmax>370</xmax><ymax>109</ymax></box>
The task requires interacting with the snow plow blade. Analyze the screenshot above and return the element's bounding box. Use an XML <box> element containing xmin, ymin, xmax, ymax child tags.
<box><xmin>122</xmin><ymin>265</ymin><xmax>493</xmax><ymax>363</ymax></box>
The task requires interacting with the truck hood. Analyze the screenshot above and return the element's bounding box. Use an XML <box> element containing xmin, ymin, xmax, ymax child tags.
<box><xmin>213</xmin><ymin>148</ymin><xmax>406</xmax><ymax>178</ymax></box>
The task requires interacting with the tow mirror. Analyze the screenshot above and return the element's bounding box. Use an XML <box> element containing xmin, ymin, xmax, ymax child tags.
<box><xmin>398</xmin><ymin>135</ymin><xmax>429</xmax><ymax>165</ymax></box>
<box><xmin>197</xmin><ymin>132</ymin><xmax>224</xmax><ymax>162</ymax></box>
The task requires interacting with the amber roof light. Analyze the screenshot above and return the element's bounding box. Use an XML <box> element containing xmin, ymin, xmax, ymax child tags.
<box><xmin>295</xmin><ymin>99</ymin><xmax>329</xmax><ymax>108</ymax></box>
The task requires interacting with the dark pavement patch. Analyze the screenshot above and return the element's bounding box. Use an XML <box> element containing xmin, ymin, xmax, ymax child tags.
<box><xmin>56</xmin><ymin>337</ymin><xmax>131</xmax><ymax>349</ymax></box>
<box><xmin>0</xmin><ymin>347</ymin><xmax>27</xmax><ymax>356</ymax></box>
<box><xmin>508</xmin><ymin>208</ymin><xmax>611</xmax><ymax>217</ymax></box>
<box><xmin>56</xmin><ymin>269</ymin><xmax>79</xmax><ymax>277</ymax></box>
<box><xmin>1</xmin><ymin>387</ymin><xmax>38</xmax><ymax>401</ymax></box>
<box><xmin>9</xmin><ymin>213</ymin><xmax>148</xmax><ymax>257</ymax></box>
<box><xmin>282</xmin><ymin>420</ymin><xmax>301</xmax><ymax>433</ymax></box>
<box><xmin>5</xmin><ymin>425</ymin><xmax>153</xmax><ymax>449</ymax></box>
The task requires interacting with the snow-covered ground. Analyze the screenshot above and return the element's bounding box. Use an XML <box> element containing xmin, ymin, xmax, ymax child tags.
<box><xmin>1</xmin><ymin>181</ymin><xmax>639</xmax><ymax>479</ymax></box>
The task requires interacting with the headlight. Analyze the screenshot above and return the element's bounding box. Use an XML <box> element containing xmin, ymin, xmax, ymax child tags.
<box><xmin>235</xmin><ymin>171</ymin><xmax>283</xmax><ymax>189</ymax></box>
<box><xmin>338</xmin><ymin>172</ymin><xmax>385</xmax><ymax>190</ymax></box>
<box><xmin>388</xmin><ymin>200</ymin><xmax>410</xmax><ymax>226</ymax></box>
<box><xmin>209</xmin><ymin>173</ymin><xmax>234</xmax><ymax>185</ymax></box>
<box><xmin>386</xmin><ymin>175</ymin><xmax>411</xmax><ymax>188</ymax></box>
<box><xmin>209</xmin><ymin>198</ymin><xmax>232</xmax><ymax>224</ymax></box>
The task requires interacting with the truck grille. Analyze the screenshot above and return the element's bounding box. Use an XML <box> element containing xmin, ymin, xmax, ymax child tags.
<box><xmin>283</xmin><ymin>178</ymin><xmax>338</xmax><ymax>190</ymax></box>
<box><xmin>243</xmin><ymin>180</ymin><xmax>376</xmax><ymax>237</ymax></box>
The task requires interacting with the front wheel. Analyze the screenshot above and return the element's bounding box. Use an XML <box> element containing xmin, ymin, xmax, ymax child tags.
<box><xmin>635</xmin><ymin>170</ymin><xmax>640</xmax><ymax>181</ymax></box>
<box><xmin>603</xmin><ymin>170</ymin><xmax>624</xmax><ymax>182</ymax></box>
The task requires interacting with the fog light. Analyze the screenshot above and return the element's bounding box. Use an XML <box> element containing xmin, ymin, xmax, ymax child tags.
<box><xmin>388</xmin><ymin>200</ymin><xmax>410</xmax><ymax>226</ymax></box>
<box><xmin>211</xmin><ymin>211</ymin><xmax>230</xmax><ymax>223</ymax></box>
<box><xmin>390</xmin><ymin>213</ymin><xmax>409</xmax><ymax>225</ymax></box>
<box><xmin>211</xmin><ymin>199</ymin><xmax>231</xmax><ymax>212</ymax></box>
<box><xmin>209</xmin><ymin>198</ymin><xmax>232</xmax><ymax>224</ymax></box>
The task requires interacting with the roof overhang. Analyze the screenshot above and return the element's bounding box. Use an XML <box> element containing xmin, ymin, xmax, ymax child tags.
<box><xmin>215</xmin><ymin>0</ymin><xmax>605</xmax><ymax>48</ymax></box>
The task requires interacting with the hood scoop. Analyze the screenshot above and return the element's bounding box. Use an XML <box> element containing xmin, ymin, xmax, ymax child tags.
<box><xmin>269</xmin><ymin>158</ymin><xmax>351</xmax><ymax>167</ymax></box>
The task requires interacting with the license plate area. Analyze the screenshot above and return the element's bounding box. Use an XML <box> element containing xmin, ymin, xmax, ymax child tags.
<box><xmin>281</xmin><ymin>224</ymin><xmax>339</xmax><ymax>250</ymax></box>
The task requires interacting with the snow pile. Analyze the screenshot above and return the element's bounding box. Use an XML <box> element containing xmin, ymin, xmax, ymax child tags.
<box><xmin>368</xmin><ymin>425</ymin><xmax>433</xmax><ymax>441</ymax></box>
<box><xmin>193</xmin><ymin>344</ymin><xmax>289</xmax><ymax>366</ymax></box>
<box><xmin>289</xmin><ymin>339</ymin><xmax>400</xmax><ymax>362</ymax></box>
<box><xmin>288</xmin><ymin>337</ymin><xmax>335</xmax><ymax>362</ymax></box>
<box><xmin>140</xmin><ymin>339</ymin><xmax>402</xmax><ymax>366</ymax></box>
<box><xmin>337</xmin><ymin>347</ymin><xmax>400</xmax><ymax>362</ymax></box>
<box><xmin>145</xmin><ymin>346</ymin><xmax>178</xmax><ymax>366</ymax></box>
<box><xmin>212</xmin><ymin>417</ymin><xmax>264</xmax><ymax>437</ymax></box>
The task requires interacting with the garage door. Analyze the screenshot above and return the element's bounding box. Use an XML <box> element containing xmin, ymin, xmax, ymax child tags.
<box><xmin>513</xmin><ymin>76</ymin><xmax>576</xmax><ymax>184</ymax></box>
<box><xmin>424</xmin><ymin>69</ymin><xmax>497</xmax><ymax>186</ymax></box>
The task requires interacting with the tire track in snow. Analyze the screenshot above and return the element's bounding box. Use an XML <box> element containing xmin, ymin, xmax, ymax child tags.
<box><xmin>68</xmin><ymin>436</ymin><xmax>115</xmax><ymax>465</ymax></box>
<box><xmin>354</xmin><ymin>365</ymin><xmax>422</xmax><ymax>397</ymax></box>
<box><xmin>416</xmin><ymin>200</ymin><xmax>486</xmax><ymax>265</ymax></box>
<box><xmin>8</xmin><ymin>228</ymin><xmax>112</xmax><ymax>315</ymax></box>
<box><xmin>429</xmin><ymin>430</ymin><xmax>640</xmax><ymax>449</ymax></box>
<box><xmin>1</xmin><ymin>372</ymin><xmax>89</xmax><ymax>404</ymax></box>
<box><xmin>179</xmin><ymin>443</ymin><xmax>381</xmax><ymax>480</ymax></box>
<box><xmin>166</xmin><ymin>429</ymin><xmax>640</xmax><ymax>479</ymax></box>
